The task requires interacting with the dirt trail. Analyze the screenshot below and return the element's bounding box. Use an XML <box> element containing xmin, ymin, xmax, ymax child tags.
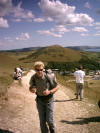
<box><xmin>0</xmin><ymin>70</ymin><xmax>100</xmax><ymax>133</ymax></box>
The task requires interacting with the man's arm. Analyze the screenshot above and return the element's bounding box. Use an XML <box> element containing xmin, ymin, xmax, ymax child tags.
<box><xmin>43</xmin><ymin>85</ymin><xmax>58</xmax><ymax>96</ymax></box>
<box><xmin>50</xmin><ymin>85</ymin><xmax>58</xmax><ymax>94</ymax></box>
<box><xmin>29</xmin><ymin>86</ymin><xmax>36</xmax><ymax>93</ymax></box>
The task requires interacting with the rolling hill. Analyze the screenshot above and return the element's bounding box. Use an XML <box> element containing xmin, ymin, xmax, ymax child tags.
<box><xmin>0</xmin><ymin>53</ymin><xmax>20</xmax><ymax>72</ymax></box>
<box><xmin>21</xmin><ymin>45</ymin><xmax>81</xmax><ymax>62</ymax></box>
<box><xmin>0</xmin><ymin>53</ymin><xmax>21</xmax><ymax>94</ymax></box>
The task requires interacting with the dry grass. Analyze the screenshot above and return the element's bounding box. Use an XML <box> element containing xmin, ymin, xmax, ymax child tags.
<box><xmin>0</xmin><ymin>53</ymin><xmax>21</xmax><ymax>96</ymax></box>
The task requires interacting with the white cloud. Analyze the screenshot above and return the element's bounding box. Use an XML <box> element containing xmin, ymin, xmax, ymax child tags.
<box><xmin>94</xmin><ymin>22</ymin><xmax>100</xmax><ymax>30</ymax></box>
<box><xmin>12</xmin><ymin>2</ymin><xmax>34</xmax><ymax>21</ymax></box>
<box><xmin>72</xmin><ymin>27</ymin><xmax>88</xmax><ymax>32</ymax></box>
<box><xmin>5</xmin><ymin>37</ymin><xmax>13</xmax><ymax>42</ymax></box>
<box><xmin>16</xmin><ymin>33</ymin><xmax>30</xmax><ymax>41</ymax></box>
<box><xmin>0</xmin><ymin>0</ymin><xmax>34</xmax><ymax>21</ymax></box>
<box><xmin>33</xmin><ymin>17</ymin><xmax>53</xmax><ymax>23</ymax></box>
<box><xmin>34</xmin><ymin>18</ymin><xmax>45</xmax><ymax>22</ymax></box>
<box><xmin>0</xmin><ymin>17</ymin><xmax>9</xmax><ymax>28</ymax></box>
<box><xmin>37</xmin><ymin>30</ymin><xmax>62</xmax><ymax>38</ymax></box>
<box><xmin>47</xmin><ymin>17</ymin><xmax>53</xmax><ymax>22</ymax></box>
<box><xmin>51</xmin><ymin>25</ymin><xmax>69</xmax><ymax>34</ymax></box>
<box><xmin>94</xmin><ymin>30</ymin><xmax>100</xmax><ymax>36</ymax></box>
<box><xmin>84</xmin><ymin>2</ymin><xmax>91</xmax><ymax>9</ymax></box>
<box><xmin>37</xmin><ymin>24</ymin><xmax>69</xmax><ymax>37</ymax></box>
<box><xmin>11</xmin><ymin>18</ymin><xmax>21</xmax><ymax>22</ymax></box>
<box><xmin>38</xmin><ymin>0</ymin><xmax>93</xmax><ymax>26</ymax></box>
<box><xmin>37</xmin><ymin>24</ymin><xmax>69</xmax><ymax>38</ymax></box>
<box><xmin>95</xmin><ymin>22</ymin><xmax>100</xmax><ymax>26</ymax></box>
<box><xmin>95</xmin><ymin>33</ymin><xmax>100</xmax><ymax>36</ymax></box>
<box><xmin>4</xmin><ymin>33</ymin><xmax>30</xmax><ymax>42</ymax></box>
<box><xmin>95</xmin><ymin>26</ymin><xmax>100</xmax><ymax>30</ymax></box>
<box><xmin>80</xmin><ymin>33</ymin><xmax>88</xmax><ymax>36</ymax></box>
<box><xmin>0</xmin><ymin>0</ymin><xmax>12</xmax><ymax>17</ymax></box>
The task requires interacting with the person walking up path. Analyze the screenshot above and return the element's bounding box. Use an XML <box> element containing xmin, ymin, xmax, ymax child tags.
<box><xmin>29</xmin><ymin>61</ymin><xmax>58</xmax><ymax>133</ymax></box>
<box><xmin>74</xmin><ymin>65</ymin><xmax>85</xmax><ymax>101</ymax></box>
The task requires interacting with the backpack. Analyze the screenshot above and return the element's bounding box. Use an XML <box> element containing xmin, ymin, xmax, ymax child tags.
<box><xmin>44</xmin><ymin>69</ymin><xmax>57</xmax><ymax>89</ymax></box>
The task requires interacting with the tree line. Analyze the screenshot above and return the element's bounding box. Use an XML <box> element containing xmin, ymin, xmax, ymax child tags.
<box><xmin>45</xmin><ymin>57</ymin><xmax>100</xmax><ymax>72</ymax></box>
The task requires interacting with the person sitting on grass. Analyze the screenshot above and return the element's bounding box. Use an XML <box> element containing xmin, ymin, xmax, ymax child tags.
<box><xmin>13</xmin><ymin>67</ymin><xmax>22</xmax><ymax>80</ymax></box>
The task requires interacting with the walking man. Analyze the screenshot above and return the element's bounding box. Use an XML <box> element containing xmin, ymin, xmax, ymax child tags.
<box><xmin>74</xmin><ymin>65</ymin><xmax>85</xmax><ymax>101</ymax></box>
<box><xmin>29</xmin><ymin>61</ymin><xmax>58</xmax><ymax>133</ymax></box>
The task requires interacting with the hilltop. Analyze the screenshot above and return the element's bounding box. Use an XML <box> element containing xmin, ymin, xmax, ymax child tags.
<box><xmin>20</xmin><ymin>45</ymin><xmax>81</xmax><ymax>62</ymax></box>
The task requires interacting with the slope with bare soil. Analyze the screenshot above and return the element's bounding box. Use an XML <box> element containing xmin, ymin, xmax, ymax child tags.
<box><xmin>0</xmin><ymin>70</ymin><xmax>100</xmax><ymax>133</ymax></box>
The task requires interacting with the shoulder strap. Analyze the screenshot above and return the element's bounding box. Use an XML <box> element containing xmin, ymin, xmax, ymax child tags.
<box><xmin>44</xmin><ymin>72</ymin><xmax>57</xmax><ymax>89</ymax></box>
<box><xmin>44</xmin><ymin>73</ymin><xmax>52</xmax><ymax>90</ymax></box>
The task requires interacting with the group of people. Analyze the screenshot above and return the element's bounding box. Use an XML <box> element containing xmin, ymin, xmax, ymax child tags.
<box><xmin>12</xmin><ymin>61</ymin><xmax>99</xmax><ymax>133</ymax></box>
<box><xmin>13</xmin><ymin>66</ymin><xmax>23</xmax><ymax>80</ymax></box>
<box><xmin>29</xmin><ymin>61</ymin><xmax>86</xmax><ymax>133</ymax></box>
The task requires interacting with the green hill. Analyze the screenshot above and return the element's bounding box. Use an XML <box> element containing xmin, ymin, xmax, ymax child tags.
<box><xmin>0</xmin><ymin>53</ymin><xmax>21</xmax><ymax>95</ymax></box>
<box><xmin>22</xmin><ymin>45</ymin><xmax>81</xmax><ymax>62</ymax></box>
<box><xmin>0</xmin><ymin>53</ymin><xmax>20</xmax><ymax>70</ymax></box>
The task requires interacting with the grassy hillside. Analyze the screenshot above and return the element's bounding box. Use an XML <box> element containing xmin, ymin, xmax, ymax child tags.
<box><xmin>20</xmin><ymin>45</ymin><xmax>81</xmax><ymax>62</ymax></box>
<box><xmin>81</xmin><ymin>51</ymin><xmax>100</xmax><ymax>62</ymax></box>
<box><xmin>0</xmin><ymin>53</ymin><xmax>21</xmax><ymax>96</ymax></box>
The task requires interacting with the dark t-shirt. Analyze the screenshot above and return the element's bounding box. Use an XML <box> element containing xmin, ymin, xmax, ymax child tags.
<box><xmin>29</xmin><ymin>73</ymin><xmax>57</xmax><ymax>103</ymax></box>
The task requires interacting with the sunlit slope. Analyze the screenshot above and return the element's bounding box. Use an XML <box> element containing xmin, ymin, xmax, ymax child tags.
<box><xmin>0</xmin><ymin>53</ymin><xmax>20</xmax><ymax>92</ymax></box>
<box><xmin>0</xmin><ymin>53</ymin><xmax>19</xmax><ymax>72</ymax></box>
<box><xmin>24</xmin><ymin>45</ymin><xmax>81</xmax><ymax>62</ymax></box>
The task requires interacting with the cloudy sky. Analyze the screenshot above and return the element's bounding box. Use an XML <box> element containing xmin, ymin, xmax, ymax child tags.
<box><xmin>0</xmin><ymin>0</ymin><xmax>100</xmax><ymax>50</ymax></box>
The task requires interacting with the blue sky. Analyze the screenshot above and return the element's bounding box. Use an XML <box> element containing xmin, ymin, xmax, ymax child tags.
<box><xmin>0</xmin><ymin>0</ymin><xmax>100</xmax><ymax>50</ymax></box>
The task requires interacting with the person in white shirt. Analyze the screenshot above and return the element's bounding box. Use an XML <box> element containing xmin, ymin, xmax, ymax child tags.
<box><xmin>16</xmin><ymin>67</ymin><xmax>23</xmax><ymax>79</ymax></box>
<box><xmin>13</xmin><ymin>67</ymin><xmax>23</xmax><ymax>80</ymax></box>
<box><xmin>74</xmin><ymin>65</ymin><xmax>85</xmax><ymax>101</ymax></box>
